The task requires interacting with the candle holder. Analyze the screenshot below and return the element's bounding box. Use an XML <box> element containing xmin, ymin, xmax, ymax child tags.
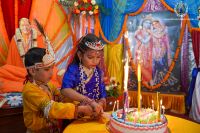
<box><xmin>123</xmin><ymin>91</ymin><xmax>129</xmax><ymax>122</ymax></box>
<box><xmin>152</xmin><ymin>100</ymin><xmax>154</xmax><ymax>110</ymax></box>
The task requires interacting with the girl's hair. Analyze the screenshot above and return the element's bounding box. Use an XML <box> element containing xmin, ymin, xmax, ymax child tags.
<box><xmin>24</xmin><ymin>47</ymin><xmax>46</xmax><ymax>83</ymax></box>
<box><xmin>72</xmin><ymin>33</ymin><xmax>101</xmax><ymax>64</ymax></box>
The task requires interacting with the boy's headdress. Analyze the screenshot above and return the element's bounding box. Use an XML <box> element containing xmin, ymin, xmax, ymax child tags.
<box><xmin>26</xmin><ymin>19</ymin><xmax>55</xmax><ymax>69</ymax></box>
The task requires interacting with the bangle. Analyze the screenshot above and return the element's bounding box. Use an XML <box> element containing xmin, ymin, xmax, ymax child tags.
<box><xmin>74</xmin><ymin>105</ymin><xmax>85</xmax><ymax>119</ymax></box>
<box><xmin>74</xmin><ymin>105</ymin><xmax>78</xmax><ymax>119</ymax></box>
<box><xmin>81</xmin><ymin>97</ymin><xmax>94</xmax><ymax>105</ymax></box>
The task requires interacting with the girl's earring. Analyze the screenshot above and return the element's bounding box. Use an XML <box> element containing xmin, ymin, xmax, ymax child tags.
<box><xmin>80</xmin><ymin>58</ymin><xmax>82</xmax><ymax>64</ymax></box>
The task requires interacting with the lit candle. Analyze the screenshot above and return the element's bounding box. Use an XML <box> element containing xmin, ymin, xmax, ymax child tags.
<box><xmin>157</xmin><ymin>92</ymin><xmax>160</xmax><ymax>120</ymax></box>
<box><xmin>137</xmin><ymin>52</ymin><xmax>142</xmax><ymax>112</ymax></box>
<box><xmin>112</xmin><ymin>101</ymin><xmax>117</xmax><ymax>112</ymax></box>
<box><xmin>137</xmin><ymin>60</ymin><xmax>141</xmax><ymax>81</ymax></box>
<box><xmin>135</xmin><ymin>111</ymin><xmax>139</xmax><ymax>123</ymax></box>
<box><xmin>162</xmin><ymin>105</ymin><xmax>165</xmax><ymax>115</ymax></box>
<box><xmin>160</xmin><ymin>99</ymin><xmax>162</xmax><ymax>115</ymax></box>
<box><xmin>124</xmin><ymin>52</ymin><xmax>129</xmax><ymax>92</ymax></box>
<box><xmin>140</xmin><ymin>94</ymin><xmax>142</xmax><ymax>108</ymax></box>
<box><xmin>152</xmin><ymin>100</ymin><xmax>154</xmax><ymax>110</ymax></box>
<box><xmin>128</xmin><ymin>96</ymin><xmax>130</xmax><ymax>108</ymax></box>
<box><xmin>117</xmin><ymin>100</ymin><xmax>119</xmax><ymax>110</ymax></box>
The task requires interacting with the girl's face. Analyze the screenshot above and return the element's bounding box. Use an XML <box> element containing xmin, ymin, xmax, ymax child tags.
<box><xmin>31</xmin><ymin>65</ymin><xmax>54</xmax><ymax>84</ymax></box>
<box><xmin>79</xmin><ymin>49</ymin><xmax>102</xmax><ymax>69</ymax></box>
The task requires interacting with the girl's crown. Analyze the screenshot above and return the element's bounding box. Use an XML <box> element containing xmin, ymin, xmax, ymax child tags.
<box><xmin>85</xmin><ymin>40</ymin><xmax>104</xmax><ymax>50</ymax></box>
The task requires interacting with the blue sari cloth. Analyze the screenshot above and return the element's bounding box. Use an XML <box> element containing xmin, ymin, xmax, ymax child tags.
<box><xmin>61</xmin><ymin>63</ymin><xmax>107</xmax><ymax>100</ymax></box>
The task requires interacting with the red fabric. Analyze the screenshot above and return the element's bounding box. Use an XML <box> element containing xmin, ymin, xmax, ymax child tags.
<box><xmin>191</xmin><ymin>30</ymin><xmax>200</xmax><ymax>67</ymax></box>
<box><xmin>18</xmin><ymin>0</ymin><xmax>32</xmax><ymax>22</ymax></box>
<box><xmin>1</xmin><ymin>0</ymin><xmax>15</xmax><ymax>40</ymax></box>
<box><xmin>1</xmin><ymin>0</ymin><xmax>32</xmax><ymax>41</ymax></box>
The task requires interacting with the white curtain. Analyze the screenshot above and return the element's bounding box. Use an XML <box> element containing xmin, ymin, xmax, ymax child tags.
<box><xmin>189</xmin><ymin>72</ymin><xmax>200</xmax><ymax>123</ymax></box>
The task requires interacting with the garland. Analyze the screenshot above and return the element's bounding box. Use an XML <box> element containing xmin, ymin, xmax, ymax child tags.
<box><xmin>94</xmin><ymin>0</ymin><xmax>147</xmax><ymax>45</ymax></box>
<box><xmin>97</xmin><ymin>15</ymin><xmax>128</xmax><ymax>45</ymax></box>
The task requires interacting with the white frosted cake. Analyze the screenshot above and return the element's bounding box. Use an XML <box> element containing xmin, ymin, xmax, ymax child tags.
<box><xmin>109</xmin><ymin>108</ymin><xmax>168</xmax><ymax>133</ymax></box>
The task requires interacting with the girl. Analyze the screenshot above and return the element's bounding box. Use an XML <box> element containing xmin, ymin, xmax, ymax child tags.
<box><xmin>61</xmin><ymin>33</ymin><xmax>107</xmax><ymax>116</ymax></box>
<box><xmin>23</xmin><ymin>47</ymin><xmax>93</xmax><ymax>133</ymax></box>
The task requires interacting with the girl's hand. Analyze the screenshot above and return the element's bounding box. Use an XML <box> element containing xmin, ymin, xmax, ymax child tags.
<box><xmin>97</xmin><ymin>98</ymin><xmax>106</xmax><ymax>110</ymax></box>
<box><xmin>90</xmin><ymin>101</ymin><xmax>103</xmax><ymax>114</ymax></box>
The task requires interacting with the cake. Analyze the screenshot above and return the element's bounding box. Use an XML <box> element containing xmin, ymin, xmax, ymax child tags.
<box><xmin>109</xmin><ymin>108</ymin><xmax>168</xmax><ymax>133</ymax></box>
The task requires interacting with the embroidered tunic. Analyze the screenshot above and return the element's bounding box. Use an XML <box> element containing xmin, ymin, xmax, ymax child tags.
<box><xmin>23</xmin><ymin>81</ymin><xmax>75</xmax><ymax>132</ymax></box>
<box><xmin>61</xmin><ymin>63</ymin><xmax>107</xmax><ymax>100</ymax></box>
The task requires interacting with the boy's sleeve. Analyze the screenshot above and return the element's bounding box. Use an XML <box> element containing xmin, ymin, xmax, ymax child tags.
<box><xmin>48</xmin><ymin>102</ymin><xmax>75</xmax><ymax>119</ymax></box>
<box><xmin>49</xmin><ymin>82</ymin><xmax>64</xmax><ymax>102</ymax></box>
<box><xmin>61</xmin><ymin>64</ymin><xmax>78</xmax><ymax>89</ymax></box>
<box><xmin>23</xmin><ymin>87</ymin><xmax>76</xmax><ymax>119</ymax></box>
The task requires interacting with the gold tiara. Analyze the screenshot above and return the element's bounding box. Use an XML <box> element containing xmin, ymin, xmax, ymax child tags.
<box><xmin>85</xmin><ymin>41</ymin><xmax>104</xmax><ymax>50</ymax></box>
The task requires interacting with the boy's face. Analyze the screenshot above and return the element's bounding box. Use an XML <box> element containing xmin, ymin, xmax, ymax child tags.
<box><xmin>32</xmin><ymin>65</ymin><xmax>54</xmax><ymax>84</ymax></box>
<box><xmin>79</xmin><ymin>49</ymin><xmax>102</xmax><ymax>69</ymax></box>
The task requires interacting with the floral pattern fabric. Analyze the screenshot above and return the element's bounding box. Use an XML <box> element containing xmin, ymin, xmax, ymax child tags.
<box><xmin>0</xmin><ymin>93</ymin><xmax>22</xmax><ymax>108</ymax></box>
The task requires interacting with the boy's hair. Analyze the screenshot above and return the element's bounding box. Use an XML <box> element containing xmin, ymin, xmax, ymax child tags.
<box><xmin>72</xmin><ymin>33</ymin><xmax>101</xmax><ymax>64</ymax></box>
<box><xmin>24</xmin><ymin>47</ymin><xmax>46</xmax><ymax>68</ymax></box>
<box><xmin>24</xmin><ymin>47</ymin><xmax>46</xmax><ymax>84</ymax></box>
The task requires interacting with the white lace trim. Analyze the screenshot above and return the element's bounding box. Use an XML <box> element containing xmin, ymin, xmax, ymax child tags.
<box><xmin>43</xmin><ymin>100</ymin><xmax>54</xmax><ymax>119</ymax></box>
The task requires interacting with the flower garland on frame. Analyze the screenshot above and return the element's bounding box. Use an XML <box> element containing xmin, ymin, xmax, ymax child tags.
<box><xmin>124</xmin><ymin>17</ymin><xmax>187</xmax><ymax>90</ymax></box>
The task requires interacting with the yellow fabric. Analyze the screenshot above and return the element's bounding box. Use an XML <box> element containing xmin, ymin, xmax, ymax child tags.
<box><xmin>128</xmin><ymin>91</ymin><xmax>186</xmax><ymax>114</ymax></box>
<box><xmin>104</xmin><ymin>44</ymin><xmax>123</xmax><ymax>93</ymax></box>
<box><xmin>23</xmin><ymin>81</ymin><xmax>75</xmax><ymax>132</ymax></box>
<box><xmin>167</xmin><ymin>115</ymin><xmax>200</xmax><ymax>133</ymax></box>
<box><xmin>64</xmin><ymin>115</ymin><xmax>200</xmax><ymax>133</ymax></box>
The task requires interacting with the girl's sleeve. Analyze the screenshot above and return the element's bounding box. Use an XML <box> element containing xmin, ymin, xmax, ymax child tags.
<box><xmin>61</xmin><ymin>64</ymin><xmax>78</xmax><ymax>89</ymax></box>
<box><xmin>100</xmin><ymin>81</ymin><xmax>107</xmax><ymax>98</ymax></box>
<box><xmin>98</xmin><ymin>69</ymin><xmax>107</xmax><ymax>99</ymax></box>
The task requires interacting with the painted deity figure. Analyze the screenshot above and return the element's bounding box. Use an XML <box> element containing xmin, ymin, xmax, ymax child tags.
<box><xmin>134</xmin><ymin>16</ymin><xmax>153</xmax><ymax>82</ymax></box>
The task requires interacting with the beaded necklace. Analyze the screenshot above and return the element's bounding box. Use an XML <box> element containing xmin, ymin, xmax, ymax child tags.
<box><xmin>77</xmin><ymin>64</ymin><xmax>100</xmax><ymax>100</ymax></box>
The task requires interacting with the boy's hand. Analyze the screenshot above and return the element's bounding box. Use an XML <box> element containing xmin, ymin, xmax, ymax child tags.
<box><xmin>77</xmin><ymin>105</ymin><xmax>93</xmax><ymax>117</ymax></box>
